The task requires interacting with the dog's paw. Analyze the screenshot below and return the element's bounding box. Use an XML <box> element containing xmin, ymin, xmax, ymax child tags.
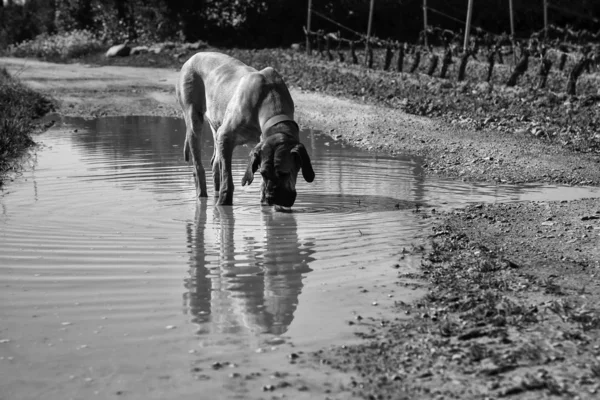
<box><xmin>241</xmin><ymin>171</ymin><xmax>254</xmax><ymax>186</ymax></box>
<box><xmin>216</xmin><ymin>195</ymin><xmax>233</xmax><ymax>206</ymax></box>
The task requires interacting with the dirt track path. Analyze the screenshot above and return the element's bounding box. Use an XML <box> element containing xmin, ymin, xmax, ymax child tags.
<box><xmin>3</xmin><ymin>56</ymin><xmax>600</xmax><ymax>399</ymax></box>
<box><xmin>3</xmin><ymin>56</ymin><xmax>600</xmax><ymax>187</ymax></box>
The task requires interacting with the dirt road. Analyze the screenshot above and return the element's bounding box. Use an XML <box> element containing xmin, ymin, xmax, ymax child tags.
<box><xmin>2</xmin><ymin>56</ymin><xmax>600</xmax><ymax>399</ymax></box>
<box><xmin>3</xmin><ymin>56</ymin><xmax>600</xmax><ymax>186</ymax></box>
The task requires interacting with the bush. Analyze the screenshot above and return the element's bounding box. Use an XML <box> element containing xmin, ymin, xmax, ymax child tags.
<box><xmin>0</xmin><ymin>68</ymin><xmax>54</xmax><ymax>186</ymax></box>
<box><xmin>0</xmin><ymin>1</ymin><xmax>55</xmax><ymax>51</ymax></box>
<box><xmin>7</xmin><ymin>30</ymin><xmax>104</xmax><ymax>60</ymax></box>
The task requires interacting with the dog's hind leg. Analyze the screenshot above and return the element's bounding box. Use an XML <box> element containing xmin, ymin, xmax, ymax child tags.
<box><xmin>183</xmin><ymin>107</ymin><xmax>208</xmax><ymax>198</ymax></box>
<box><xmin>207</xmin><ymin>120</ymin><xmax>221</xmax><ymax>197</ymax></box>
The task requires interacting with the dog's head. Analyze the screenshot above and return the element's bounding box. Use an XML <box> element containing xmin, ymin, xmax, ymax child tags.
<box><xmin>241</xmin><ymin>134</ymin><xmax>315</xmax><ymax>207</ymax></box>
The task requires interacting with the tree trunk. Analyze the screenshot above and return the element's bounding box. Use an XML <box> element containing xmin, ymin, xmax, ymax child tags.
<box><xmin>366</xmin><ymin>46</ymin><xmax>374</xmax><ymax>69</ymax></box>
<box><xmin>566</xmin><ymin>57</ymin><xmax>589</xmax><ymax>95</ymax></box>
<box><xmin>497</xmin><ymin>49</ymin><xmax>504</xmax><ymax>64</ymax></box>
<box><xmin>439</xmin><ymin>47</ymin><xmax>452</xmax><ymax>78</ymax></box>
<box><xmin>336</xmin><ymin>34</ymin><xmax>344</xmax><ymax>62</ymax></box>
<box><xmin>537</xmin><ymin>58</ymin><xmax>552</xmax><ymax>89</ymax></box>
<box><xmin>325</xmin><ymin>35</ymin><xmax>333</xmax><ymax>61</ymax></box>
<box><xmin>457</xmin><ymin>52</ymin><xmax>470</xmax><ymax>81</ymax></box>
<box><xmin>115</xmin><ymin>0</ymin><xmax>127</xmax><ymax>22</ymax></box>
<box><xmin>396</xmin><ymin>44</ymin><xmax>405</xmax><ymax>72</ymax></box>
<box><xmin>558</xmin><ymin>52</ymin><xmax>567</xmax><ymax>71</ymax></box>
<box><xmin>76</xmin><ymin>0</ymin><xmax>93</xmax><ymax>30</ymax></box>
<box><xmin>316</xmin><ymin>32</ymin><xmax>323</xmax><ymax>57</ymax></box>
<box><xmin>427</xmin><ymin>53</ymin><xmax>439</xmax><ymax>76</ymax></box>
<box><xmin>350</xmin><ymin>41</ymin><xmax>358</xmax><ymax>64</ymax></box>
<box><xmin>486</xmin><ymin>50</ymin><xmax>495</xmax><ymax>82</ymax></box>
<box><xmin>409</xmin><ymin>49</ymin><xmax>421</xmax><ymax>73</ymax></box>
<box><xmin>383</xmin><ymin>44</ymin><xmax>393</xmax><ymax>71</ymax></box>
<box><xmin>506</xmin><ymin>52</ymin><xmax>529</xmax><ymax>87</ymax></box>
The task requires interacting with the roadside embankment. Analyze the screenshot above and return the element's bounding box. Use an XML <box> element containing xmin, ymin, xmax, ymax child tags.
<box><xmin>321</xmin><ymin>199</ymin><xmax>600</xmax><ymax>399</ymax></box>
<box><xmin>0</xmin><ymin>66</ymin><xmax>54</xmax><ymax>187</ymax></box>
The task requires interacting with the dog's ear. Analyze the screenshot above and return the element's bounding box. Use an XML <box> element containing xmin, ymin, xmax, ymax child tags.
<box><xmin>242</xmin><ymin>143</ymin><xmax>262</xmax><ymax>186</ymax></box>
<box><xmin>291</xmin><ymin>144</ymin><xmax>315</xmax><ymax>183</ymax></box>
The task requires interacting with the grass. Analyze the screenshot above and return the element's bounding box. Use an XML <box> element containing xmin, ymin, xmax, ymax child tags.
<box><xmin>0</xmin><ymin>67</ymin><xmax>54</xmax><ymax>187</ymax></box>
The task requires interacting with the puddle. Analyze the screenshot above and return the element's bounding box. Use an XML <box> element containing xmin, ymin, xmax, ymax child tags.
<box><xmin>1</xmin><ymin>116</ymin><xmax>599</xmax><ymax>398</ymax></box>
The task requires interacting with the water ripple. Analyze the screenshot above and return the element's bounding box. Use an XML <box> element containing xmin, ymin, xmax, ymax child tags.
<box><xmin>1</xmin><ymin>116</ymin><xmax>600</xmax><ymax>399</ymax></box>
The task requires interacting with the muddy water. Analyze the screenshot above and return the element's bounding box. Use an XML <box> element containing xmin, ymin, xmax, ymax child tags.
<box><xmin>2</xmin><ymin>116</ymin><xmax>600</xmax><ymax>399</ymax></box>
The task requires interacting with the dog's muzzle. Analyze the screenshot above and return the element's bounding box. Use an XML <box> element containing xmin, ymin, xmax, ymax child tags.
<box><xmin>265</xmin><ymin>184</ymin><xmax>297</xmax><ymax>207</ymax></box>
<box><xmin>266</xmin><ymin>191</ymin><xmax>297</xmax><ymax>207</ymax></box>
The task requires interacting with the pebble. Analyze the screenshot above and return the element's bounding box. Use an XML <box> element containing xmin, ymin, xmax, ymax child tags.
<box><xmin>266</xmin><ymin>337</ymin><xmax>285</xmax><ymax>345</ymax></box>
<box><xmin>211</xmin><ymin>362</ymin><xmax>226</xmax><ymax>370</ymax></box>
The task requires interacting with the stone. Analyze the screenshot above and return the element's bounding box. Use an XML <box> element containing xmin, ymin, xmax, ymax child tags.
<box><xmin>184</xmin><ymin>40</ymin><xmax>208</xmax><ymax>51</ymax></box>
<box><xmin>105</xmin><ymin>44</ymin><xmax>131</xmax><ymax>58</ymax></box>
<box><xmin>130</xmin><ymin>46</ymin><xmax>149</xmax><ymax>55</ymax></box>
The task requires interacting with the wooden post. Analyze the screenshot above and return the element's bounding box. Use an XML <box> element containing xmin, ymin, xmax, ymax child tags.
<box><xmin>463</xmin><ymin>0</ymin><xmax>474</xmax><ymax>52</ymax></box>
<box><xmin>543</xmin><ymin>0</ymin><xmax>548</xmax><ymax>40</ymax></box>
<box><xmin>423</xmin><ymin>0</ymin><xmax>428</xmax><ymax>48</ymax></box>
<box><xmin>509</xmin><ymin>0</ymin><xmax>516</xmax><ymax>64</ymax></box>
<box><xmin>365</xmin><ymin>0</ymin><xmax>375</xmax><ymax>66</ymax></box>
<box><xmin>306</xmin><ymin>0</ymin><xmax>312</xmax><ymax>54</ymax></box>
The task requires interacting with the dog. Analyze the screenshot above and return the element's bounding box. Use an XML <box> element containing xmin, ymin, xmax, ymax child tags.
<box><xmin>175</xmin><ymin>52</ymin><xmax>315</xmax><ymax>207</ymax></box>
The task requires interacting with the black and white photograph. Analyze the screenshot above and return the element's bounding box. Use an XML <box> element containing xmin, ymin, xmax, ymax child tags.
<box><xmin>1</xmin><ymin>1</ymin><xmax>600</xmax><ymax>399</ymax></box>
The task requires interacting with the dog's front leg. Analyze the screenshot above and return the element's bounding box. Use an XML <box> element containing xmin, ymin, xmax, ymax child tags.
<box><xmin>183</xmin><ymin>108</ymin><xmax>208</xmax><ymax>198</ymax></box>
<box><xmin>260</xmin><ymin>180</ymin><xmax>268</xmax><ymax>205</ymax></box>
<box><xmin>214</xmin><ymin>132</ymin><xmax>236</xmax><ymax>205</ymax></box>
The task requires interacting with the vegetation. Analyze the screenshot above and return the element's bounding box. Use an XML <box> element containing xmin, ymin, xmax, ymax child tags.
<box><xmin>2</xmin><ymin>1</ymin><xmax>600</xmax><ymax>51</ymax></box>
<box><xmin>63</xmin><ymin>46</ymin><xmax>600</xmax><ymax>154</ymax></box>
<box><xmin>0</xmin><ymin>68</ymin><xmax>55</xmax><ymax>187</ymax></box>
<box><xmin>7</xmin><ymin>29</ymin><xmax>103</xmax><ymax>60</ymax></box>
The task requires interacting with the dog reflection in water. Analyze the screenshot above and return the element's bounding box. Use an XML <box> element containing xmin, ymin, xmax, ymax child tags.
<box><xmin>183</xmin><ymin>202</ymin><xmax>315</xmax><ymax>335</ymax></box>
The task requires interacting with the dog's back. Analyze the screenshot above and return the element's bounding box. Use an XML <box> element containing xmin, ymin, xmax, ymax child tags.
<box><xmin>176</xmin><ymin>52</ymin><xmax>295</xmax><ymax>136</ymax></box>
<box><xmin>176</xmin><ymin>52</ymin><xmax>253</xmax><ymax>118</ymax></box>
